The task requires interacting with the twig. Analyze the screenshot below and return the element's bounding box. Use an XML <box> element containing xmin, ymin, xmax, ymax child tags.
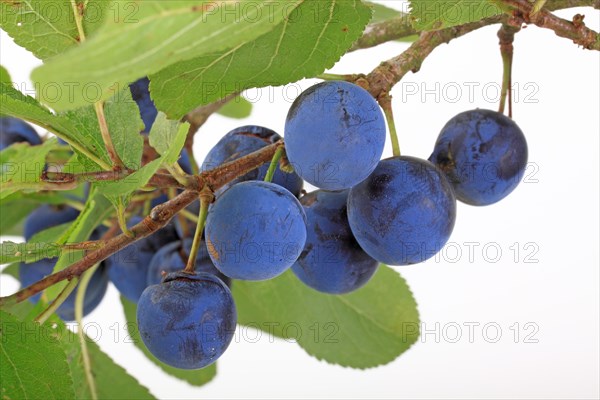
<box><xmin>498</xmin><ymin>24</ymin><xmax>521</xmax><ymax>117</ymax></box>
<box><xmin>504</xmin><ymin>0</ymin><xmax>600</xmax><ymax>50</ymax></box>
<box><xmin>0</xmin><ymin>142</ymin><xmax>282</xmax><ymax>307</ymax></box>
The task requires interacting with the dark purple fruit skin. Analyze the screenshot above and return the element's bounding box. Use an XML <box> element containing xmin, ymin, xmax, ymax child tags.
<box><xmin>137</xmin><ymin>271</ymin><xmax>237</xmax><ymax>370</ymax></box>
<box><xmin>146</xmin><ymin>239</ymin><xmax>231</xmax><ymax>287</ymax></box>
<box><xmin>20</xmin><ymin>205</ymin><xmax>108</xmax><ymax>320</ymax></box>
<box><xmin>106</xmin><ymin>216</ymin><xmax>179</xmax><ymax>302</ymax></box>
<box><xmin>23</xmin><ymin>204</ymin><xmax>79</xmax><ymax>241</ymax></box>
<box><xmin>292</xmin><ymin>190</ymin><xmax>379</xmax><ymax>294</ymax></box>
<box><xmin>284</xmin><ymin>81</ymin><xmax>386</xmax><ymax>190</ymax></box>
<box><xmin>201</xmin><ymin>125</ymin><xmax>303</xmax><ymax>197</ymax></box>
<box><xmin>348</xmin><ymin>156</ymin><xmax>457</xmax><ymax>266</ymax></box>
<box><xmin>428</xmin><ymin>109</ymin><xmax>528</xmax><ymax>206</ymax></box>
<box><xmin>0</xmin><ymin>117</ymin><xmax>42</xmax><ymax>150</ymax></box>
<box><xmin>129</xmin><ymin>77</ymin><xmax>158</xmax><ymax>133</ymax></box>
<box><xmin>19</xmin><ymin>259</ymin><xmax>108</xmax><ymax>321</ymax></box>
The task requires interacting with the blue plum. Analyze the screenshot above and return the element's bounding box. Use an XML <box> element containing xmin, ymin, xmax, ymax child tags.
<box><xmin>0</xmin><ymin>117</ymin><xmax>42</xmax><ymax>150</ymax></box>
<box><xmin>20</xmin><ymin>205</ymin><xmax>108</xmax><ymax>320</ymax></box>
<box><xmin>284</xmin><ymin>81</ymin><xmax>386</xmax><ymax>190</ymax></box>
<box><xmin>137</xmin><ymin>271</ymin><xmax>237</xmax><ymax>369</ymax></box>
<box><xmin>129</xmin><ymin>77</ymin><xmax>158</xmax><ymax>133</ymax></box>
<box><xmin>106</xmin><ymin>215</ymin><xmax>178</xmax><ymax>302</ymax></box>
<box><xmin>19</xmin><ymin>259</ymin><xmax>108</xmax><ymax>321</ymax></box>
<box><xmin>292</xmin><ymin>190</ymin><xmax>379</xmax><ymax>294</ymax></box>
<box><xmin>147</xmin><ymin>239</ymin><xmax>230</xmax><ymax>287</ymax></box>
<box><xmin>201</xmin><ymin>125</ymin><xmax>303</xmax><ymax>197</ymax></box>
<box><xmin>23</xmin><ymin>204</ymin><xmax>79</xmax><ymax>241</ymax></box>
<box><xmin>347</xmin><ymin>156</ymin><xmax>457</xmax><ymax>266</ymax></box>
<box><xmin>205</xmin><ymin>181</ymin><xmax>307</xmax><ymax>281</ymax></box>
<box><xmin>429</xmin><ymin>109</ymin><xmax>528</xmax><ymax>206</ymax></box>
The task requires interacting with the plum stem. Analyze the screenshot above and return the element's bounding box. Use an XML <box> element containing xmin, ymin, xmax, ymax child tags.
<box><xmin>184</xmin><ymin>191</ymin><xmax>212</xmax><ymax>273</ymax></box>
<box><xmin>34</xmin><ymin>277</ymin><xmax>79</xmax><ymax>324</ymax></box>
<box><xmin>379</xmin><ymin>95</ymin><xmax>401</xmax><ymax>157</ymax></box>
<box><xmin>498</xmin><ymin>24</ymin><xmax>520</xmax><ymax>117</ymax></box>
<box><xmin>264</xmin><ymin>145</ymin><xmax>285</xmax><ymax>183</ymax></box>
<box><xmin>75</xmin><ymin>264</ymin><xmax>99</xmax><ymax>400</ymax></box>
<box><xmin>166</xmin><ymin>162</ymin><xmax>192</xmax><ymax>187</ymax></box>
<box><xmin>116</xmin><ymin>202</ymin><xmax>134</xmax><ymax>238</ymax></box>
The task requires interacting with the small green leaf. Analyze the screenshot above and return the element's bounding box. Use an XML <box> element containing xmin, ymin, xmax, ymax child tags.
<box><xmin>0</xmin><ymin>65</ymin><xmax>10</xmax><ymax>84</ymax></box>
<box><xmin>0</xmin><ymin>197</ymin><xmax>39</xmax><ymax>235</ymax></box>
<box><xmin>409</xmin><ymin>0</ymin><xmax>503</xmax><ymax>31</ymax></box>
<box><xmin>96</xmin><ymin>113</ymin><xmax>187</xmax><ymax>199</ymax></box>
<box><xmin>217</xmin><ymin>97</ymin><xmax>253</xmax><ymax>119</ymax></box>
<box><xmin>148</xmin><ymin>112</ymin><xmax>189</xmax><ymax>165</ymax></box>
<box><xmin>0</xmin><ymin>241</ymin><xmax>61</xmax><ymax>264</ymax></box>
<box><xmin>97</xmin><ymin>158</ymin><xmax>162</xmax><ymax>198</ymax></box>
<box><xmin>0</xmin><ymin>311</ymin><xmax>76</xmax><ymax>400</ymax></box>
<box><xmin>0</xmin><ymin>219</ymin><xmax>77</xmax><ymax>266</ymax></box>
<box><xmin>1</xmin><ymin>263</ymin><xmax>20</xmax><ymax>280</ymax></box>
<box><xmin>32</xmin><ymin>1</ymin><xmax>303</xmax><ymax>110</ymax></box>
<box><xmin>0</xmin><ymin>83</ymin><xmax>107</xmax><ymax>170</ymax></box>
<box><xmin>232</xmin><ymin>266</ymin><xmax>420</xmax><ymax>369</ymax></box>
<box><xmin>0</xmin><ymin>139</ymin><xmax>57</xmax><ymax>199</ymax></box>
<box><xmin>0</xmin><ymin>191</ymin><xmax>82</xmax><ymax>235</ymax></box>
<box><xmin>104</xmin><ymin>89</ymin><xmax>144</xmax><ymax>169</ymax></box>
<box><xmin>120</xmin><ymin>296</ymin><xmax>217</xmax><ymax>387</ymax></box>
<box><xmin>0</xmin><ymin>0</ymin><xmax>109</xmax><ymax>60</ymax></box>
<box><xmin>61</xmin><ymin>88</ymin><xmax>144</xmax><ymax>172</ymax></box>
<box><xmin>151</xmin><ymin>0</ymin><xmax>372</xmax><ymax>118</ymax></box>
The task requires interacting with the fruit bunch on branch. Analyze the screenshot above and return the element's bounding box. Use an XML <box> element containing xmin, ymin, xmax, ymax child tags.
<box><xmin>0</xmin><ymin>0</ymin><xmax>597</xmax><ymax>397</ymax></box>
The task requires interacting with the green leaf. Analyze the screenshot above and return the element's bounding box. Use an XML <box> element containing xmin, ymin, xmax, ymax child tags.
<box><xmin>1</xmin><ymin>263</ymin><xmax>19</xmax><ymax>280</ymax></box>
<box><xmin>61</xmin><ymin>88</ymin><xmax>144</xmax><ymax>172</ymax></box>
<box><xmin>96</xmin><ymin>113</ymin><xmax>187</xmax><ymax>199</ymax></box>
<box><xmin>0</xmin><ymin>197</ymin><xmax>39</xmax><ymax>235</ymax></box>
<box><xmin>0</xmin><ymin>311</ymin><xmax>76</xmax><ymax>400</ymax></box>
<box><xmin>232</xmin><ymin>266</ymin><xmax>420</xmax><ymax>369</ymax></box>
<box><xmin>409</xmin><ymin>0</ymin><xmax>502</xmax><ymax>31</ymax></box>
<box><xmin>0</xmin><ymin>83</ymin><xmax>108</xmax><ymax>170</ymax></box>
<box><xmin>217</xmin><ymin>96</ymin><xmax>253</xmax><ymax>119</ymax></box>
<box><xmin>0</xmin><ymin>65</ymin><xmax>10</xmax><ymax>84</ymax></box>
<box><xmin>120</xmin><ymin>296</ymin><xmax>217</xmax><ymax>387</ymax></box>
<box><xmin>148</xmin><ymin>113</ymin><xmax>189</xmax><ymax>164</ymax></box>
<box><xmin>0</xmin><ymin>223</ymin><xmax>69</xmax><ymax>264</ymax></box>
<box><xmin>0</xmin><ymin>139</ymin><xmax>57</xmax><ymax>199</ymax></box>
<box><xmin>32</xmin><ymin>0</ymin><xmax>303</xmax><ymax>110</ymax></box>
<box><xmin>0</xmin><ymin>0</ymin><xmax>109</xmax><ymax>60</ymax></box>
<box><xmin>0</xmin><ymin>241</ymin><xmax>61</xmax><ymax>264</ymax></box>
<box><xmin>104</xmin><ymin>89</ymin><xmax>144</xmax><ymax>169</ymax></box>
<box><xmin>57</xmin><ymin>326</ymin><xmax>155</xmax><ymax>399</ymax></box>
<box><xmin>151</xmin><ymin>0</ymin><xmax>372</xmax><ymax>118</ymax></box>
<box><xmin>0</xmin><ymin>191</ymin><xmax>82</xmax><ymax>235</ymax></box>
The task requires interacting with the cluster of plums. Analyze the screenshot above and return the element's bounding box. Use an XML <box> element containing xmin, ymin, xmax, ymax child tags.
<box><xmin>3</xmin><ymin>79</ymin><xmax>528</xmax><ymax>370</ymax></box>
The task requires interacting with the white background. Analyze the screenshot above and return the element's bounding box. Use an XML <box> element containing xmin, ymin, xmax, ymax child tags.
<box><xmin>1</xmin><ymin>1</ymin><xmax>599</xmax><ymax>399</ymax></box>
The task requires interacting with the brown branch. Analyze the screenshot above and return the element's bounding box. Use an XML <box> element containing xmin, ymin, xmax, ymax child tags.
<box><xmin>359</xmin><ymin>15</ymin><xmax>504</xmax><ymax>100</ymax></box>
<box><xmin>351</xmin><ymin>0</ymin><xmax>599</xmax><ymax>100</ymax></box>
<box><xmin>0</xmin><ymin>141</ymin><xmax>282</xmax><ymax>307</ymax></box>
<box><xmin>505</xmin><ymin>0</ymin><xmax>600</xmax><ymax>50</ymax></box>
<box><xmin>348</xmin><ymin>0</ymin><xmax>597</xmax><ymax>55</ymax></box>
